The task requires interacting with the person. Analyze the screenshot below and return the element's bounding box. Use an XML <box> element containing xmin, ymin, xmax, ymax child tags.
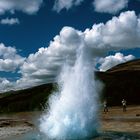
<box><xmin>122</xmin><ymin>99</ymin><xmax>127</xmax><ymax>112</ymax></box>
<box><xmin>103</xmin><ymin>100</ymin><xmax>108</xmax><ymax>113</ymax></box>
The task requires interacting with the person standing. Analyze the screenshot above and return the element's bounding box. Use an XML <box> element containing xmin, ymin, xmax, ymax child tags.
<box><xmin>103</xmin><ymin>100</ymin><xmax>108</xmax><ymax>113</ymax></box>
<box><xmin>122</xmin><ymin>99</ymin><xmax>127</xmax><ymax>112</ymax></box>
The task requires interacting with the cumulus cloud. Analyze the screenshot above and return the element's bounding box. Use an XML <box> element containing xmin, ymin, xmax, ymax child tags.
<box><xmin>84</xmin><ymin>11</ymin><xmax>140</xmax><ymax>53</ymax></box>
<box><xmin>53</xmin><ymin>0</ymin><xmax>84</xmax><ymax>12</ymax></box>
<box><xmin>1</xmin><ymin>11</ymin><xmax>140</xmax><ymax>92</ymax></box>
<box><xmin>18</xmin><ymin>28</ymin><xmax>83</xmax><ymax>88</ymax></box>
<box><xmin>0</xmin><ymin>43</ymin><xmax>25</xmax><ymax>72</ymax></box>
<box><xmin>98</xmin><ymin>53</ymin><xmax>135</xmax><ymax>71</ymax></box>
<box><xmin>93</xmin><ymin>0</ymin><xmax>128</xmax><ymax>14</ymax></box>
<box><xmin>0</xmin><ymin>78</ymin><xmax>14</xmax><ymax>92</ymax></box>
<box><xmin>0</xmin><ymin>17</ymin><xmax>20</xmax><ymax>25</ymax></box>
<box><xmin>17</xmin><ymin>11</ymin><xmax>140</xmax><ymax>90</ymax></box>
<box><xmin>0</xmin><ymin>0</ymin><xmax>43</xmax><ymax>15</ymax></box>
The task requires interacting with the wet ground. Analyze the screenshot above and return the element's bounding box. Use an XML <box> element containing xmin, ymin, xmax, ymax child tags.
<box><xmin>0</xmin><ymin>106</ymin><xmax>140</xmax><ymax>140</ymax></box>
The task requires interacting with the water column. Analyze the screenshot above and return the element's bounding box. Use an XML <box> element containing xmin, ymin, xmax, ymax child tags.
<box><xmin>40</xmin><ymin>43</ymin><xmax>100</xmax><ymax>139</ymax></box>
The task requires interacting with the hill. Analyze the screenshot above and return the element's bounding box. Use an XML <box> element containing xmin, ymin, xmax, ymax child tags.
<box><xmin>97</xmin><ymin>59</ymin><xmax>140</xmax><ymax>106</ymax></box>
<box><xmin>107</xmin><ymin>59</ymin><xmax>140</xmax><ymax>72</ymax></box>
<box><xmin>0</xmin><ymin>83</ymin><xmax>54</xmax><ymax>112</ymax></box>
<box><xmin>0</xmin><ymin>59</ymin><xmax>140</xmax><ymax>112</ymax></box>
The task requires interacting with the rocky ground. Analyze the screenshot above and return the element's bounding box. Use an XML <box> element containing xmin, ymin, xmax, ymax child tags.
<box><xmin>0</xmin><ymin>106</ymin><xmax>139</xmax><ymax>140</ymax></box>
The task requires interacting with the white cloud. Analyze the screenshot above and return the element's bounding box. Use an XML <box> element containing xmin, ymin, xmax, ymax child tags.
<box><xmin>0</xmin><ymin>43</ymin><xmax>25</xmax><ymax>72</ymax></box>
<box><xmin>98</xmin><ymin>53</ymin><xmax>135</xmax><ymax>71</ymax></box>
<box><xmin>53</xmin><ymin>0</ymin><xmax>84</xmax><ymax>12</ymax></box>
<box><xmin>0</xmin><ymin>17</ymin><xmax>20</xmax><ymax>25</ymax></box>
<box><xmin>84</xmin><ymin>11</ymin><xmax>140</xmax><ymax>54</ymax></box>
<box><xmin>93</xmin><ymin>0</ymin><xmax>128</xmax><ymax>14</ymax></box>
<box><xmin>0</xmin><ymin>0</ymin><xmax>43</xmax><ymax>15</ymax></box>
<box><xmin>1</xmin><ymin>11</ymin><xmax>140</xmax><ymax>92</ymax></box>
<box><xmin>16</xmin><ymin>11</ymin><xmax>140</xmax><ymax>90</ymax></box>
<box><xmin>18</xmin><ymin>27</ymin><xmax>82</xmax><ymax>88</ymax></box>
<box><xmin>0</xmin><ymin>78</ymin><xmax>14</xmax><ymax>93</ymax></box>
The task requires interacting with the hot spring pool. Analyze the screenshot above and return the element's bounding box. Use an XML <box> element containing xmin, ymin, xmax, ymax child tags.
<box><xmin>9</xmin><ymin>131</ymin><xmax>140</xmax><ymax>140</ymax></box>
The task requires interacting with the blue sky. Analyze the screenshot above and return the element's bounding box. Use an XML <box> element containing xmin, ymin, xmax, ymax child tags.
<box><xmin>0</xmin><ymin>0</ymin><xmax>140</xmax><ymax>92</ymax></box>
<box><xmin>1</xmin><ymin>0</ymin><xmax>139</xmax><ymax>55</ymax></box>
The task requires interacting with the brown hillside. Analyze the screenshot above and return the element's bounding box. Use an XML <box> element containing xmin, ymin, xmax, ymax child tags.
<box><xmin>97</xmin><ymin>59</ymin><xmax>140</xmax><ymax>106</ymax></box>
<box><xmin>0</xmin><ymin>59</ymin><xmax>140</xmax><ymax>112</ymax></box>
<box><xmin>107</xmin><ymin>59</ymin><xmax>140</xmax><ymax>72</ymax></box>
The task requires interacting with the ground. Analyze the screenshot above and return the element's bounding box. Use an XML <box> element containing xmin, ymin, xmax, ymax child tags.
<box><xmin>101</xmin><ymin>106</ymin><xmax>140</xmax><ymax>135</ymax></box>
<box><xmin>0</xmin><ymin>106</ymin><xmax>140</xmax><ymax>139</ymax></box>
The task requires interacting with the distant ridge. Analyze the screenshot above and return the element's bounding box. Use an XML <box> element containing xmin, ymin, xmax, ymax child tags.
<box><xmin>97</xmin><ymin>59</ymin><xmax>140</xmax><ymax>106</ymax></box>
<box><xmin>0</xmin><ymin>59</ymin><xmax>140</xmax><ymax>112</ymax></box>
<box><xmin>0</xmin><ymin>83</ymin><xmax>54</xmax><ymax>112</ymax></box>
<box><xmin>107</xmin><ymin>59</ymin><xmax>140</xmax><ymax>73</ymax></box>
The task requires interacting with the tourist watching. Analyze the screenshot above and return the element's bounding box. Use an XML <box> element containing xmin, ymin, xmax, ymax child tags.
<box><xmin>103</xmin><ymin>100</ymin><xmax>108</xmax><ymax>113</ymax></box>
<box><xmin>122</xmin><ymin>99</ymin><xmax>127</xmax><ymax>112</ymax></box>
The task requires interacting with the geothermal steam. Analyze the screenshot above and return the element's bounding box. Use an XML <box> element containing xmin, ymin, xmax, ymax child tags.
<box><xmin>40</xmin><ymin>41</ymin><xmax>100</xmax><ymax>139</ymax></box>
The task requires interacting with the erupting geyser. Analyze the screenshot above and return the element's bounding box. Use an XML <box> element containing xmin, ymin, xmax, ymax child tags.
<box><xmin>40</xmin><ymin>30</ymin><xmax>101</xmax><ymax>139</ymax></box>
<box><xmin>37</xmin><ymin>10</ymin><xmax>140</xmax><ymax>140</ymax></box>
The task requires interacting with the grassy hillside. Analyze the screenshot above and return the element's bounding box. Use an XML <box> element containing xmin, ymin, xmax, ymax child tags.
<box><xmin>0</xmin><ymin>59</ymin><xmax>140</xmax><ymax>112</ymax></box>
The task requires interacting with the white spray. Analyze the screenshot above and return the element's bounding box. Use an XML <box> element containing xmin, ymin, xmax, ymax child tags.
<box><xmin>40</xmin><ymin>40</ymin><xmax>101</xmax><ymax>139</ymax></box>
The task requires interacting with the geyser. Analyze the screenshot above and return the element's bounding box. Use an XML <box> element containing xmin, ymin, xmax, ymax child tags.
<box><xmin>40</xmin><ymin>41</ymin><xmax>101</xmax><ymax>139</ymax></box>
